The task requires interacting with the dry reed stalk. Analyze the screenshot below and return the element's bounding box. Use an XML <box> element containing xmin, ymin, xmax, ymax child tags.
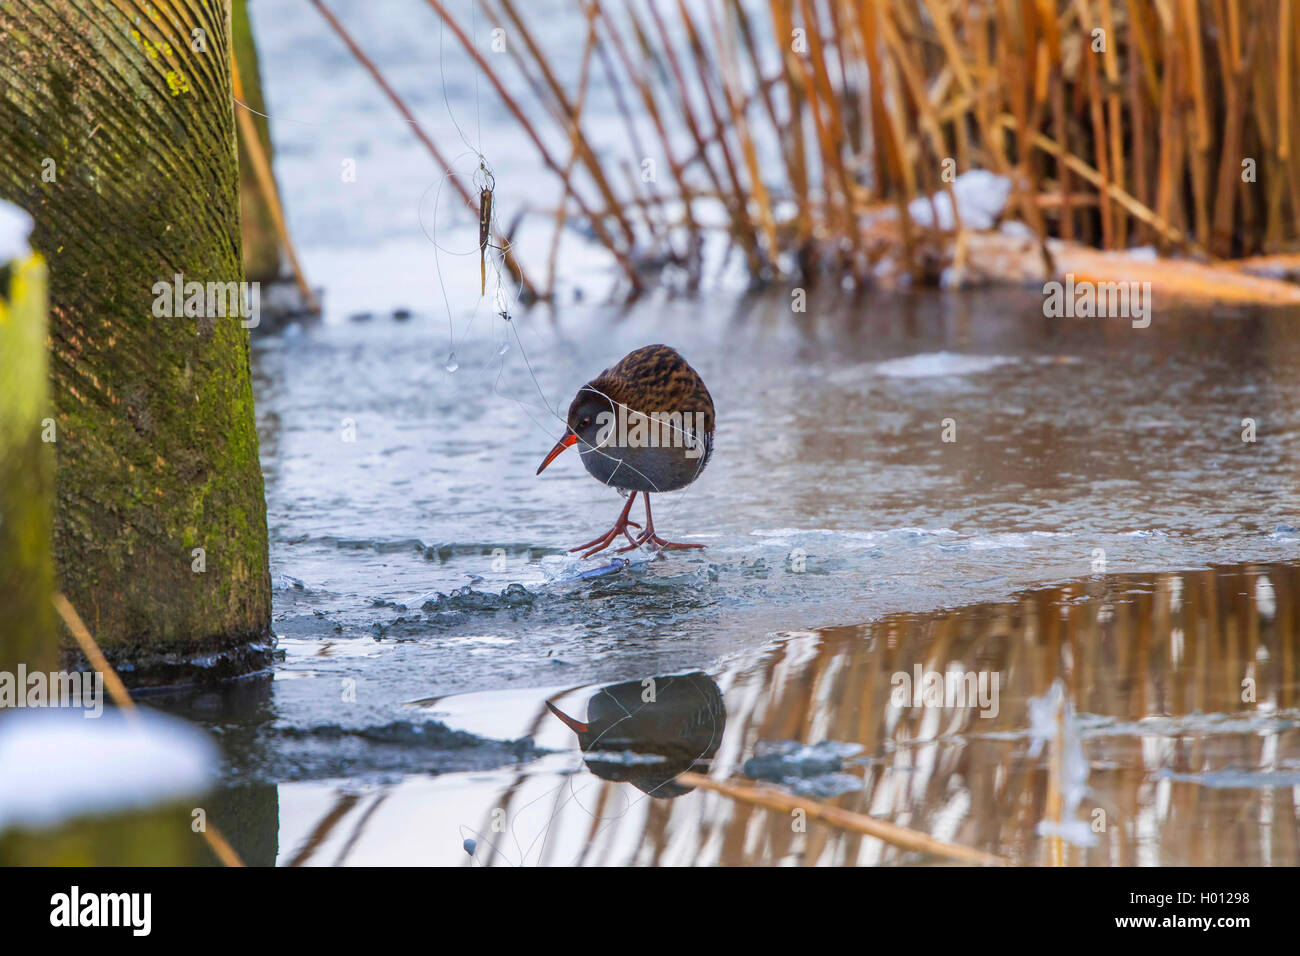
<box><xmin>381</xmin><ymin>0</ymin><xmax>1300</xmax><ymax>291</ymax></box>
<box><xmin>1261</xmin><ymin>3</ymin><xmax>1289</xmax><ymax>250</ymax></box>
<box><xmin>479</xmin><ymin>2</ymin><xmax>565</xmax><ymax>120</ymax></box>
<box><xmin>798</xmin><ymin>0</ymin><xmax>854</xmax><ymax>204</ymax></box>
<box><xmin>920</xmin><ymin>0</ymin><xmax>973</xmax><ymax>95</ymax></box>
<box><xmin>875</xmin><ymin>0</ymin><xmax>966</xmax><ymax>258</ymax></box>
<box><xmin>786</xmin><ymin>3</ymin><xmax>848</xmax><ymax>238</ymax></box>
<box><xmin>1096</xmin><ymin>0</ymin><xmax>1126</xmax><ymax>245</ymax></box>
<box><xmin>986</xmin><ymin>1</ymin><xmax>1037</xmax><ymax>235</ymax></box>
<box><xmin>1182</xmin><ymin>0</ymin><xmax>1212</xmax><ymax>250</ymax></box>
<box><xmin>677</xmin><ymin>771</ymin><xmax>1013</xmax><ymax>865</ymax></box>
<box><xmin>822</xmin><ymin>19</ymin><xmax>875</xmax><ymax>272</ymax></box>
<box><xmin>708</xmin><ymin>0</ymin><xmax>779</xmax><ymax>262</ymax></box>
<box><xmin>1290</xmin><ymin>5</ymin><xmax>1300</xmax><ymax>244</ymax></box>
<box><xmin>1125</xmin><ymin>8</ymin><xmax>1151</xmax><ymax>246</ymax></box>
<box><xmin>52</xmin><ymin>594</ymin><xmax>245</xmax><ymax>868</ymax></box>
<box><xmin>1210</xmin><ymin>7</ymin><xmax>1261</xmax><ymax>258</ymax></box>
<box><xmin>1083</xmin><ymin>20</ymin><xmax>1114</xmax><ymax>248</ymax></box>
<box><xmin>230</xmin><ymin>55</ymin><xmax>318</xmax><ymax>312</ymax></box>
<box><xmin>595</xmin><ymin>5</ymin><xmax>701</xmax><ymax>247</ymax></box>
<box><xmin>1036</xmin><ymin>192</ymin><xmax>1101</xmax><ymax>207</ymax></box>
<box><xmin>1126</xmin><ymin>0</ymin><xmax>1161</xmax><ymax>102</ymax></box>
<box><xmin>635</xmin><ymin>1</ymin><xmax>730</xmax><ymax>209</ymax></box>
<box><xmin>965</xmin><ymin>0</ymin><xmax>999</xmax><ymax>167</ymax></box>
<box><xmin>53</xmin><ymin>594</ymin><xmax>133</xmax><ymax>715</ymax></box>
<box><xmin>1005</xmin><ymin>114</ymin><xmax>1201</xmax><ymax>251</ymax></box>
<box><xmin>730</xmin><ymin>0</ymin><xmax>796</xmax><ymax>182</ymax></box>
<box><xmin>1051</xmin><ymin>68</ymin><xmax>1074</xmax><ymax>240</ymax></box>
<box><xmin>423</xmin><ymin>0</ymin><xmax>643</xmax><ymax>293</ymax></box>
<box><xmin>308</xmin><ymin>0</ymin><xmax>539</xmax><ymax>300</ymax></box>
<box><xmin>673</xmin><ymin>0</ymin><xmax>764</xmax><ymax>270</ymax></box>
<box><xmin>494</xmin><ymin>0</ymin><xmax>640</xmax><ymax>251</ymax></box>
<box><xmin>1153</xmin><ymin>11</ymin><xmax>1179</xmax><ymax>249</ymax></box>
<box><xmin>854</xmin><ymin>0</ymin><xmax>917</xmax><ymax>272</ymax></box>
<box><xmin>544</xmin><ymin>1</ymin><xmax>600</xmax><ymax>297</ymax></box>
<box><xmin>767</xmin><ymin>0</ymin><xmax>814</xmax><ymax>251</ymax></box>
<box><xmin>596</xmin><ymin>41</ymin><xmax>678</xmax><ymax>259</ymax></box>
<box><xmin>922</xmin><ymin>0</ymin><xmax>1009</xmax><ymax>178</ymax></box>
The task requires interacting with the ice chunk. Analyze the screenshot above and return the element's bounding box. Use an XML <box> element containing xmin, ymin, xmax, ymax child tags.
<box><xmin>875</xmin><ymin>351</ymin><xmax>1018</xmax><ymax>378</ymax></box>
<box><xmin>743</xmin><ymin>739</ymin><xmax>864</xmax><ymax>795</ymax></box>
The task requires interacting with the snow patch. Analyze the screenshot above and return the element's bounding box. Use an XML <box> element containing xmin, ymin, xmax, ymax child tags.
<box><xmin>0</xmin><ymin>709</ymin><xmax>217</xmax><ymax>833</ymax></box>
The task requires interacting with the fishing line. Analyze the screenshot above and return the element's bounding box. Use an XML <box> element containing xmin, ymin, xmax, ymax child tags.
<box><xmin>429</xmin><ymin>2</ymin><xmax>561</xmax><ymax>413</ymax></box>
<box><xmin>457</xmin><ymin>669</ymin><xmax>726</xmax><ymax>865</ymax></box>
<box><xmin>418</xmin><ymin>152</ymin><xmax>480</xmax><ymax>357</ymax></box>
<box><xmin>420</xmin><ymin>1</ymin><xmax>708</xmax><ymax>554</ymax></box>
<box><xmin>472</xmin><ymin>0</ymin><xmax>484</xmax><ymax>158</ymax></box>
<box><xmin>421</xmin><ymin>115</ymin><xmax>567</xmax><ymax>431</ymax></box>
<box><xmin>539</xmin><ymin>380</ymin><xmax>714</xmax><ymax>540</ymax></box>
<box><xmin>524</xmin><ymin>680</ymin><xmax>712</xmax><ymax>866</ymax></box>
<box><xmin>548</xmin><ymin>676</ymin><xmax>726</xmax><ymax>865</ymax></box>
<box><xmin>456</xmin><ymin>757</ymin><xmax>607</xmax><ymax>867</ymax></box>
<box><xmin>455</xmin><ymin>782</ymin><xmax>562</xmax><ymax>867</ymax></box>
<box><xmin>232</xmin><ymin>95</ymin><xmax>430</xmax><ymax>131</ymax></box>
<box><xmin>437</xmin><ymin>4</ymin><xmax>485</xmax><ymax>161</ymax></box>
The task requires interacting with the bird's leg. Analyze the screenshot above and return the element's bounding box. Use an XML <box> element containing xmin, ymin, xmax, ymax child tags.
<box><xmin>569</xmin><ymin>492</ymin><xmax>642</xmax><ymax>558</ymax></box>
<box><xmin>617</xmin><ymin>493</ymin><xmax>705</xmax><ymax>552</ymax></box>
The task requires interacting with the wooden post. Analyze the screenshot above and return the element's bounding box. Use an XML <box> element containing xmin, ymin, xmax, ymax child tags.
<box><xmin>231</xmin><ymin>0</ymin><xmax>283</xmax><ymax>284</ymax></box>
<box><xmin>0</xmin><ymin>220</ymin><xmax>57</xmax><ymax>675</ymax></box>
<box><xmin>0</xmin><ymin>804</ymin><xmax>211</xmax><ymax>866</ymax></box>
<box><xmin>0</xmin><ymin>1</ymin><xmax>272</xmax><ymax>684</ymax></box>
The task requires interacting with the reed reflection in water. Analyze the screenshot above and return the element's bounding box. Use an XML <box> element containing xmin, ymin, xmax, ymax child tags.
<box><xmin>505</xmin><ymin>561</ymin><xmax>1300</xmax><ymax>866</ymax></box>
<box><xmin>276</xmin><ymin>561</ymin><xmax>1299</xmax><ymax>866</ymax></box>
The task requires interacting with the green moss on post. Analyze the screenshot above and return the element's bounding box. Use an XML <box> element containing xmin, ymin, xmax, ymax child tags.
<box><xmin>0</xmin><ymin>1</ymin><xmax>272</xmax><ymax>684</ymax></box>
<box><xmin>0</xmin><ymin>246</ymin><xmax>57</xmax><ymax>676</ymax></box>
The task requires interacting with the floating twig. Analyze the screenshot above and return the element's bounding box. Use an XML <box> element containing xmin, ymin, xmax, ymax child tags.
<box><xmin>675</xmin><ymin>771</ymin><xmax>1013</xmax><ymax>866</ymax></box>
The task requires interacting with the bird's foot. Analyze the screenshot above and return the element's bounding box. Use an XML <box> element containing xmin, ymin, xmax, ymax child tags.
<box><xmin>617</xmin><ymin>530</ymin><xmax>705</xmax><ymax>553</ymax></box>
<box><xmin>614</xmin><ymin>506</ymin><xmax>705</xmax><ymax>554</ymax></box>
<box><xmin>570</xmin><ymin>520</ymin><xmax>642</xmax><ymax>559</ymax></box>
<box><xmin>649</xmin><ymin>536</ymin><xmax>706</xmax><ymax>551</ymax></box>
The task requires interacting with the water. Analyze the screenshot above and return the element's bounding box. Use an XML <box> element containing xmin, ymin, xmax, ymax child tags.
<box><xmin>244</xmin><ymin>291</ymin><xmax>1300</xmax><ymax>702</ymax></box>
<box><xmin>149</xmin><ymin>290</ymin><xmax>1300</xmax><ymax>865</ymax></box>
<box><xmin>158</xmin><ymin>557</ymin><xmax>1300</xmax><ymax>866</ymax></box>
<box><xmin>143</xmin><ymin>1</ymin><xmax>1300</xmax><ymax>865</ymax></box>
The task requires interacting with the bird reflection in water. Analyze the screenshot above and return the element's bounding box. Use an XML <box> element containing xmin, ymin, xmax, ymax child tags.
<box><xmin>547</xmin><ymin>672</ymin><xmax>725</xmax><ymax>798</ymax></box>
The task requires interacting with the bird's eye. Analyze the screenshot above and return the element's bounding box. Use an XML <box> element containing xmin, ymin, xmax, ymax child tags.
<box><xmin>579</xmin><ymin>417</ymin><xmax>591</xmax><ymax>429</ymax></box>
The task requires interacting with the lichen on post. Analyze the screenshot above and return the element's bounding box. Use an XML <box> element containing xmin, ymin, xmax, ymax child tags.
<box><xmin>0</xmin><ymin>1</ymin><xmax>272</xmax><ymax>684</ymax></box>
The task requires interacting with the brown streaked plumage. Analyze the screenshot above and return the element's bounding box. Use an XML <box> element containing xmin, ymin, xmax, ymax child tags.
<box><xmin>537</xmin><ymin>344</ymin><xmax>714</xmax><ymax>558</ymax></box>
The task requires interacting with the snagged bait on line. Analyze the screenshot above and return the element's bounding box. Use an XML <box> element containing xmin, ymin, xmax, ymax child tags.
<box><xmin>478</xmin><ymin>162</ymin><xmax>494</xmax><ymax>296</ymax></box>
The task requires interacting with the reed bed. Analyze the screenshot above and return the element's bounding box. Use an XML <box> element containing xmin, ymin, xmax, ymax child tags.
<box><xmin>410</xmin><ymin>0</ymin><xmax>1300</xmax><ymax>297</ymax></box>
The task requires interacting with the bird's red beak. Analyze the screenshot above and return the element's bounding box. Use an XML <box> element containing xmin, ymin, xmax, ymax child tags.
<box><xmin>536</xmin><ymin>432</ymin><xmax>577</xmax><ymax>475</ymax></box>
<box><xmin>546</xmin><ymin>700</ymin><xmax>589</xmax><ymax>735</ymax></box>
